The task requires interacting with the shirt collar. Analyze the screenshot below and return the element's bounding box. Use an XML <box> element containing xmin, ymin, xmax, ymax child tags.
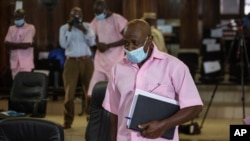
<box><xmin>150</xmin><ymin>43</ymin><xmax>168</xmax><ymax>60</ymax></box>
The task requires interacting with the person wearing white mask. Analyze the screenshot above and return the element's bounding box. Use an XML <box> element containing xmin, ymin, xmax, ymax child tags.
<box><xmin>4</xmin><ymin>9</ymin><xmax>36</xmax><ymax>79</ymax></box>
<box><xmin>87</xmin><ymin>0</ymin><xmax>127</xmax><ymax>98</ymax></box>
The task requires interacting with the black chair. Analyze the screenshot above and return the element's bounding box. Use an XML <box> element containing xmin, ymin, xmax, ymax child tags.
<box><xmin>85</xmin><ymin>81</ymin><xmax>110</xmax><ymax>141</ymax></box>
<box><xmin>0</xmin><ymin>117</ymin><xmax>64</xmax><ymax>141</ymax></box>
<box><xmin>8</xmin><ymin>72</ymin><xmax>48</xmax><ymax>117</ymax></box>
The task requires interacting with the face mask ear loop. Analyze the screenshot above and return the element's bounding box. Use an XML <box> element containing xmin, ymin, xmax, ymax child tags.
<box><xmin>143</xmin><ymin>37</ymin><xmax>150</xmax><ymax>54</ymax></box>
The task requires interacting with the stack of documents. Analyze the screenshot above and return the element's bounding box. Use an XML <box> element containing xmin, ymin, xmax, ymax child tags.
<box><xmin>127</xmin><ymin>89</ymin><xmax>180</xmax><ymax>139</ymax></box>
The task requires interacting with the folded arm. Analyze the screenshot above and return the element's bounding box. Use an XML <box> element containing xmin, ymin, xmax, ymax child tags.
<box><xmin>5</xmin><ymin>41</ymin><xmax>34</xmax><ymax>50</ymax></box>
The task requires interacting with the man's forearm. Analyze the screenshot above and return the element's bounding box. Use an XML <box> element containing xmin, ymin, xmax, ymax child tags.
<box><xmin>107</xmin><ymin>39</ymin><xmax>124</xmax><ymax>48</ymax></box>
<box><xmin>162</xmin><ymin>105</ymin><xmax>203</xmax><ymax>130</ymax></box>
<box><xmin>5</xmin><ymin>41</ymin><xmax>34</xmax><ymax>49</ymax></box>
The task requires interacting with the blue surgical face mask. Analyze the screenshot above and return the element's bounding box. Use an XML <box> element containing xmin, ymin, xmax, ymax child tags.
<box><xmin>125</xmin><ymin>38</ymin><xmax>149</xmax><ymax>64</ymax></box>
<box><xmin>14</xmin><ymin>19</ymin><xmax>25</xmax><ymax>27</ymax></box>
<box><xmin>96</xmin><ymin>13</ymin><xmax>106</xmax><ymax>20</ymax></box>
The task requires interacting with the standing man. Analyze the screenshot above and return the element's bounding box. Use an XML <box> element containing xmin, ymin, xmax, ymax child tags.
<box><xmin>59</xmin><ymin>7</ymin><xmax>96</xmax><ymax>129</ymax></box>
<box><xmin>102</xmin><ymin>19</ymin><xmax>203</xmax><ymax>141</ymax></box>
<box><xmin>87</xmin><ymin>0</ymin><xmax>128</xmax><ymax>97</ymax></box>
<box><xmin>4</xmin><ymin>9</ymin><xmax>36</xmax><ymax>79</ymax></box>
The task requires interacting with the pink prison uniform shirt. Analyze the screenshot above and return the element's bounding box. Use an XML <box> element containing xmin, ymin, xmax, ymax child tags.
<box><xmin>5</xmin><ymin>23</ymin><xmax>35</xmax><ymax>70</ymax></box>
<box><xmin>88</xmin><ymin>13</ymin><xmax>127</xmax><ymax>96</ymax></box>
<box><xmin>102</xmin><ymin>45</ymin><xmax>203</xmax><ymax>141</ymax></box>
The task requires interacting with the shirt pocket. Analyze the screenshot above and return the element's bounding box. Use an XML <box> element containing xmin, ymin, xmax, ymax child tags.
<box><xmin>147</xmin><ymin>83</ymin><xmax>175</xmax><ymax>99</ymax></box>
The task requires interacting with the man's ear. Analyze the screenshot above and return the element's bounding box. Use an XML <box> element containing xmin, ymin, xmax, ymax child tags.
<box><xmin>148</xmin><ymin>35</ymin><xmax>153</xmax><ymax>42</ymax></box>
<box><xmin>147</xmin><ymin>35</ymin><xmax>154</xmax><ymax>48</ymax></box>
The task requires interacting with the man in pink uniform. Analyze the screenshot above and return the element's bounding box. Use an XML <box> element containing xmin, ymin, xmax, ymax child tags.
<box><xmin>87</xmin><ymin>0</ymin><xmax>127</xmax><ymax>97</ymax></box>
<box><xmin>4</xmin><ymin>9</ymin><xmax>35</xmax><ymax>79</ymax></box>
<box><xmin>102</xmin><ymin>19</ymin><xmax>203</xmax><ymax>141</ymax></box>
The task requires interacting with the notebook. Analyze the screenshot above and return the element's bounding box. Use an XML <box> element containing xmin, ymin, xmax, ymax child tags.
<box><xmin>127</xmin><ymin>89</ymin><xmax>180</xmax><ymax>139</ymax></box>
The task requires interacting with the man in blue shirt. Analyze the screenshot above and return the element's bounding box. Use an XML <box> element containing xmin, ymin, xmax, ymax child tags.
<box><xmin>59</xmin><ymin>7</ymin><xmax>96</xmax><ymax>129</ymax></box>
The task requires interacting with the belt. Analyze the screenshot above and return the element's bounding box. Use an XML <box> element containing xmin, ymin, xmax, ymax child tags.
<box><xmin>67</xmin><ymin>56</ymin><xmax>90</xmax><ymax>61</ymax></box>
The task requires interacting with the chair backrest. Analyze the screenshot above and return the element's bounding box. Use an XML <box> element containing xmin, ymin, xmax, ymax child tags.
<box><xmin>85</xmin><ymin>81</ymin><xmax>110</xmax><ymax>141</ymax></box>
<box><xmin>0</xmin><ymin>117</ymin><xmax>64</xmax><ymax>141</ymax></box>
<box><xmin>8</xmin><ymin>72</ymin><xmax>48</xmax><ymax>117</ymax></box>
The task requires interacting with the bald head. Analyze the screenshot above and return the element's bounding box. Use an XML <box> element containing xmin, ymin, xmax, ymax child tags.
<box><xmin>123</xmin><ymin>19</ymin><xmax>153</xmax><ymax>56</ymax></box>
<box><xmin>123</xmin><ymin>19</ymin><xmax>151</xmax><ymax>39</ymax></box>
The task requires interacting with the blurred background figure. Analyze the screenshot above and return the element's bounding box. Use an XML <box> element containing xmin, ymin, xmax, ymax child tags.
<box><xmin>59</xmin><ymin>7</ymin><xmax>96</xmax><ymax>129</ymax></box>
<box><xmin>87</xmin><ymin>0</ymin><xmax>128</xmax><ymax>97</ymax></box>
<box><xmin>4</xmin><ymin>9</ymin><xmax>36</xmax><ymax>79</ymax></box>
<box><xmin>142</xmin><ymin>12</ymin><xmax>167</xmax><ymax>53</ymax></box>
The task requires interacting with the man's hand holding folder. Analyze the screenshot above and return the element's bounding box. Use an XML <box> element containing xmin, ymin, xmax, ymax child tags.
<box><xmin>126</xmin><ymin>89</ymin><xmax>180</xmax><ymax>139</ymax></box>
<box><xmin>138</xmin><ymin>119</ymin><xmax>169</xmax><ymax>139</ymax></box>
